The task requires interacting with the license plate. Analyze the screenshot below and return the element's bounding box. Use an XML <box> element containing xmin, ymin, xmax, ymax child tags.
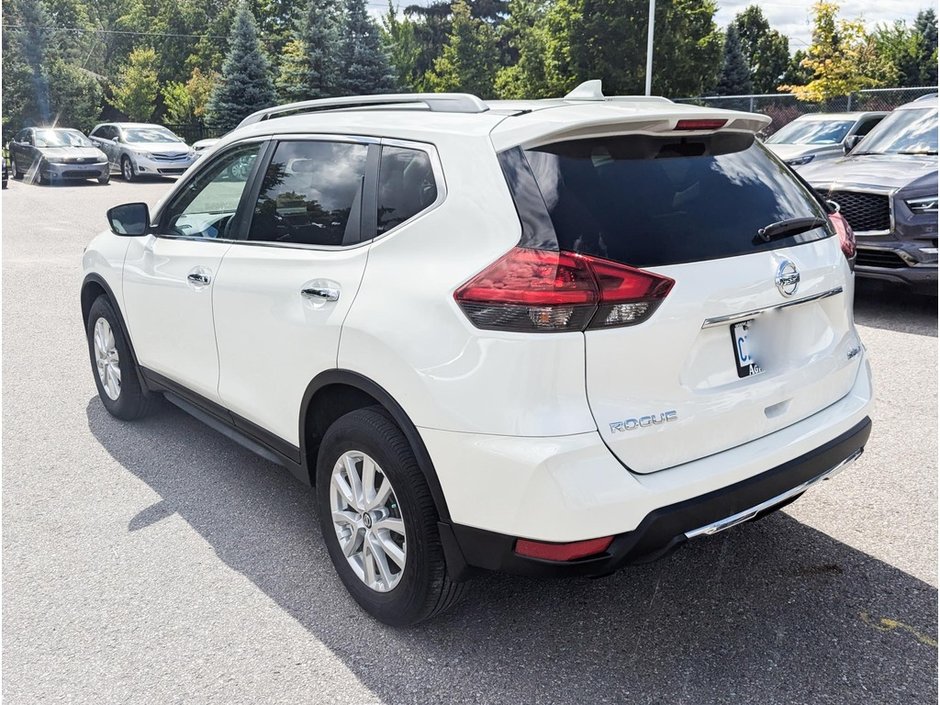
<box><xmin>731</xmin><ymin>320</ymin><xmax>763</xmax><ymax>378</ymax></box>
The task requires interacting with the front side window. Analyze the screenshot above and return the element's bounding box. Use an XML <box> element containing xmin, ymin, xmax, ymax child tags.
<box><xmin>248</xmin><ymin>140</ymin><xmax>368</xmax><ymax>246</ymax></box>
<box><xmin>160</xmin><ymin>143</ymin><xmax>261</xmax><ymax>239</ymax></box>
<box><xmin>377</xmin><ymin>146</ymin><xmax>438</xmax><ymax>235</ymax></box>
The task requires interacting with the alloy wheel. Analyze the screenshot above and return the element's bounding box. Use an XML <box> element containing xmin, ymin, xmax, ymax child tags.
<box><xmin>330</xmin><ymin>450</ymin><xmax>407</xmax><ymax>592</ymax></box>
<box><xmin>93</xmin><ymin>317</ymin><xmax>121</xmax><ymax>400</ymax></box>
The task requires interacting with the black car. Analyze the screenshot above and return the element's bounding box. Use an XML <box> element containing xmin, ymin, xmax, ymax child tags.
<box><xmin>8</xmin><ymin>127</ymin><xmax>110</xmax><ymax>185</ymax></box>
<box><xmin>2</xmin><ymin>154</ymin><xmax>7</xmax><ymax>189</ymax></box>
<box><xmin>801</xmin><ymin>97</ymin><xmax>938</xmax><ymax>294</ymax></box>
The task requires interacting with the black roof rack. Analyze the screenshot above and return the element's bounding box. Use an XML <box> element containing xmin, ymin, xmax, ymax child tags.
<box><xmin>236</xmin><ymin>93</ymin><xmax>489</xmax><ymax>129</ymax></box>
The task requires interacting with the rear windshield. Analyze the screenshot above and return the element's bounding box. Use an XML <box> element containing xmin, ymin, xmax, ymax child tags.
<box><xmin>500</xmin><ymin>133</ymin><xmax>831</xmax><ymax>268</ymax></box>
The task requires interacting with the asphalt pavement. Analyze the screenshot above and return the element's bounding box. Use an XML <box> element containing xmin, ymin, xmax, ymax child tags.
<box><xmin>2</xmin><ymin>176</ymin><xmax>937</xmax><ymax>704</ymax></box>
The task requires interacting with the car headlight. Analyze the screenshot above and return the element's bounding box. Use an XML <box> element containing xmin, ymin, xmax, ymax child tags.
<box><xmin>905</xmin><ymin>196</ymin><xmax>938</xmax><ymax>214</ymax></box>
<box><xmin>786</xmin><ymin>154</ymin><xmax>815</xmax><ymax>166</ymax></box>
<box><xmin>135</xmin><ymin>150</ymin><xmax>154</xmax><ymax>159</ymax></box>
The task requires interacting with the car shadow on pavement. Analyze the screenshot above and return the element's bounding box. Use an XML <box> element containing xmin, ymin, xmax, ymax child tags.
<box><xmin>854</xmin><ymin>279</ymin><xmax>937</xmax><ymax>337</ymax></box>
<box><xmin>86</xmin><ymin>399</ymin><xmax>938</xmax><ymax>705</ymax></box>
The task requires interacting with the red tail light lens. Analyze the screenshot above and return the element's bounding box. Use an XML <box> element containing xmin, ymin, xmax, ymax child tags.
<box><xmin>515</xmin><ymin>536</ymin><xmax>613</xmax><ymax>561</ymax></box>
<box><xmin>454</xmin><ymin>247</ymin><xmax>674</xmax><ymax>332</ymax></box>
<box><xmin>674</xmin><ymin>119</ymin><xmax>727</xmax><ymax>131</ymax></box>
<box><xmin>828</xmin><ymin>212</ymin><xmax>856</xmax><ymax>259</ymax></box>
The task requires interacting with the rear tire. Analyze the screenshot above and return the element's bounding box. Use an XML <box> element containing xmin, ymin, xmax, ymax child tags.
<box><xmin>316</xmin><ymin>407</ymin><xmax>465</xmax><ymax>626</ymax></box>
<box><xmin>86</xmin><ymin>295</ymin><xmax>157</xmax><ymax>421</ymax></box>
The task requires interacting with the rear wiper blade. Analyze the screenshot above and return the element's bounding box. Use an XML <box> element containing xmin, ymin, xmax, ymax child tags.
<box><xmin>755</xmin><ymin>216</ymin><xmax>828</xmax><ymax>243</ymax></box>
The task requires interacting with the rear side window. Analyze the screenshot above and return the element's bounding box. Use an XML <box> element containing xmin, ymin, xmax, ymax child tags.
<box><xmin>502</xmin><ymin>133</ymin><xmax>831</xmax><ymax>268</ymax></box>
<box><xmin>377</xmin><ymin>146</ymin><xmax>438</xmax><ymax>235</ymax></box>
<box><xmin>248</xmin><ymin>140</ymin><xmax>368</xmax><ymax>246</ymax></box>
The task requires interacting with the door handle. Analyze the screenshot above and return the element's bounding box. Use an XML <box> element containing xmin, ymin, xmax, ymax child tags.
<box><xmin>301</xmin><ymin>287</ymin><xmax>340</xmax><ymax>302</ymax></box>
<box><xmin>188</xmin><ymin>272</ymin><xmax>211</xmax><ymax>285</ymax></box>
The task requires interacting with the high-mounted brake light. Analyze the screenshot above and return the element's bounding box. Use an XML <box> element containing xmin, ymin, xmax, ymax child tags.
<box><xmin>515</xmin><ymin>536</ymin><xmax>614</xmax><ymax>561</ymax></box>
<box><xmin>454</xmin><ymin>247</ymin><xmax>674</xmax><ymax>332</ymax></box>
<box><xmin>674</xmin><ymin>119</ymin><xmax>727</xmax><ymax>131</ymax></box>
<box><xmin>828</xmin><ymin>211</ymin><xmax>856</xmax><ymax>259</ymax></box>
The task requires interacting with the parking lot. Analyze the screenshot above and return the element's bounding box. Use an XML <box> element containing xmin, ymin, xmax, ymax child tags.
<box><xmin>2</xmin><ymin>177</ymin><xmax>937</xmax><ymax>703</ymax></box>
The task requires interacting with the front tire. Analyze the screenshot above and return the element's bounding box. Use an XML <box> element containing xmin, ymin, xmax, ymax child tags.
<box><xmin>86</xmin><ymin>295</ymin><xmax>156</xmax><ymax>420</ymax></box>
<box><xmin>10</xmin><ymin>159</ymin><xmax>22</xmax><ymax>180</ymax></box>
<box><xmin>316</xmin><ymin>408</ymin><xmax>464</xmax><ymax>626</ymax></box>
<box><xmin>98</xmin><ymin>173</ymin><xmax>110</xmax><ymax>185</ymax></box>
<box><xmin>121</xmin><ymin>156</ymin><xmax>136</xmax><ymax>182</ymax></box>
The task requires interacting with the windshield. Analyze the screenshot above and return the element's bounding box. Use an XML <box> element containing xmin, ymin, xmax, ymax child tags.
<box><xmin>854</xmin><ymin>107</ymin><xmax>938</xmax><ymax>155</ymax></box>
<box><xmin>123</xmin><ymin>127</ymin><xmax>182</xmax><ymax>144</ymax></box>
<box><xmin>766</xmin><ymin>119</ymin><xmax>854</xmax><ymax>145</ymax></box>
<box><xmin>35</xmin><ymin>129</ymin><xmax>93</xmax><ymax>148</ymax></box>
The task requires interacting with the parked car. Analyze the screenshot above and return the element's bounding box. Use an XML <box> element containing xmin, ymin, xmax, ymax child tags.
<box><xmin>82</xmin><ymin>85</ymin><xmax>873</xmax><ymax>626</ymax></box>
<box><xmin>8</xmin><ymin>127</ymin><xmax>110</xmax><ymax>185</ymax></box>
<box><xmin>765</xmin><ymin>111</ymin><xmax>887</xmax><ymax>168</ymax></box>
<box><xmin>87</xmin><ymin>123</ymin><xmax>198</xmax><ymax>181</ymax></box>
<box><xmin>2</xmin><ymin>154</ymin><xmax>7</xmax><ymax>189</ymax></box>
<box><xmin>801</xmin><ymin>97</ymin><xmax>938</xmax><ymax>293</ymax></box>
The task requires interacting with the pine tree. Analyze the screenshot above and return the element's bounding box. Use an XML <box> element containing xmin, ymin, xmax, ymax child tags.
<box><xmin>424</xmin><ymin>0</ymin><xmax>499</xmax><ymax>96</ymax></box>
<box><xmin>275</xmin><ymin>38</ymin><xmax>312</xmax><ymax>102</ymax></box>
<box><xmin>716</xmin><ymin>24</ymin><xmax>752</xmax><ymax>95</ymax></box>
<box><xmin>337</xmin><ymin>0</ymin><xmax>396</xmax><ymax>95</ymax></box>
<box><xmin>207</xmin><ymin>1</ymin><xmax>277</xmax><ymax>130</ymax></box>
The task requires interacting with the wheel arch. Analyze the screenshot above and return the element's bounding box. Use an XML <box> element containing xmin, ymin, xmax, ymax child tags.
<box><xmin>300</xmin><ymin>370</ymin><xmax>452</xmax><ymax>523</ymax></box>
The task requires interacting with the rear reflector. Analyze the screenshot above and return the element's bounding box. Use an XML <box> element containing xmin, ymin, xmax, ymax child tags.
<box><xmin>454</xmin><ymin>247</ymin><xmax>674</xmax><ymax>332</ymax></box>
<box><xmin>674</xmin><ymin>119</ymin><xmax>727</xmax><ymax>131</ymax></box>
<box><xmin>828</xmin><ymin>211</ymin><xmax>856</xmax><ymax>259</ymax></box>
<box><xmin>515</xmin><ymin>536</ymin><xmax>614</xmax><ymax>561</ymax></box>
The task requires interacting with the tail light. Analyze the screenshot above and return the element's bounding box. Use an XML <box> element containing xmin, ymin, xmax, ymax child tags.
<box><xmin>454</xmin><ymin>247</ymin><xmax>674</xmax><ymax>332</ymax></box>
<box><xmin>515</xmin><ymin>535</ymin><xmax>613</xmax><ymax>561</ymax></box>
<box><xmin>828</xmin><ymin>212</ymin><xmax>856</xmax><ymax>259</ymax></box>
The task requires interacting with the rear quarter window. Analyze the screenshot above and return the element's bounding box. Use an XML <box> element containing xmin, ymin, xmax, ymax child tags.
<box><xmin>502</xmin><ymin>133</ymin><xmax>832</xmax><ymax>268</ymax></box>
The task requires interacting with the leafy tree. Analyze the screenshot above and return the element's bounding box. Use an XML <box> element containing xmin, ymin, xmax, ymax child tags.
<box><xmin>780</xmin><ymin>49</ymin><xmax>812</xmax><ymax>87</ymax></box>
<box><xmin>495</xmin><ymin>0</ymin><xmax>552</xmax><ymax>97</ymax></box>
<box><xmin>780</xmin><ymin>1</ymin><xmax>890</xmax><ymax>102</ymax></box>
<box><xmin>110</xmin><ymin>47</ymin><xmax>160</xmax><ymax>121</ymax></box>
<box><xmin>337</xmin><ymin>0</ymin><xmax>397</xmax><ymax>95</ymax></box>
<box><xmin>4</xmin><ymin>0</ymin><xmax>54</xmax><ymax>125</ymax></box>
<box><xmin>425</xmin><ymin>0</ymin><xmax>500</xmax><ymax>96</ymax></box>
<box><xmin>732</xmin><ymin>6</ymin><xmax>789</xmax><ymax>93</ymax></box>
<box><xmin>207</xmin><ymin>1</ymin><xmax>277</xmax><ymax>130</ymax></box>
<box><xmin>716</xmin><ymin>25</ymin><xmax>752</xmax><ymax>95</ymax></box>
<box><xmin>163</xmin><ymin>69</ymin><xmax>217</xmax><ymax>123</ymax></box>
<box><xmin>381</xmin><ymin>1</ymin><xmax>422</xmax><ymax>90</ymax></box>
<box><xmin>46</xmin><ymin>60</ymin><xmax>104</xmax><ymax>130</ymax></box>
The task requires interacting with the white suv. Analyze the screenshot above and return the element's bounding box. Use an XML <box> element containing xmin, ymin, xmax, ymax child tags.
<box><xmin>82</xmin><ymin>84</ymin><xmax>873</xmax><ymax>625</ymax></box>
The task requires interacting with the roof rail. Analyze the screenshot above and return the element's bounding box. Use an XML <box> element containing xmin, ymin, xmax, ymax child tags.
<box><xmin>236</xmin><ymin>93</ymin><xmax>489</xmax><ymax>129</ymax></box>
<box><xmin>562</xmin><ymin>79</ymin><xmax>673</xmax><ymax>104</ymax></box>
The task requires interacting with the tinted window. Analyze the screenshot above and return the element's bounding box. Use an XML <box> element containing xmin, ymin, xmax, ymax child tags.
<box><xmin>248</xmin><ymin>140</ymin><xmax>368</xmax><ymax>246</ymax></box>
<box><xmin>503</xmin><ymin>133</ymin><xmax>830</xmax><ymax>268</ymax></box>
<box><xmin>377</xmin><ymin>146</ymin><xmax>437</xmax><ymax>235</ymax></box>
<box><xmin>161</xmin><ymin>143</ymin><xmax>261</xmax><ymax>239</ymax></box>
<box><xmin>854</xmin><ymin>116</ymin><xmax>883</xmax><ymax>136</ymax></box>
<box><xmin>93</xmin><ymin>126</ymin><xmax>113</xmax><ymax>140</ymax></box>
<box><xmin>854</xmin><ymin>107</ymin><xmax>938</xmax><ymax>155</ymax></box>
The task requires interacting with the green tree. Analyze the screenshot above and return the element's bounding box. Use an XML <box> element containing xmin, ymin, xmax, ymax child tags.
<box><xmin>495</xmin><ymin>0</ymin><xmax>552</xmax><ymax>97</ymax></box>
<box><xmin>3</xmin><ymin>0</ymin><xmax>54</xmax><ymax>125</ymax></box>
<box><xmin>425</xmin><ymin>0</ymin><xmax>500</xmax><ymax>95</ymax></box>
<box><xmin>110</xmin><ymin>47</ymin><xmax>160</xmax><ymax>121</ymax></box>
<box><xmin>275</xmin><ymin>38</ymin><xmax>312</xmax><ymax>102</ymax></box>
<box><xmin>780</xmin><ymin>49</ymin><xmax>812</xmax><ymax>87</ymax></box>
<box><xmin>913</xmin><ymin>9</ymin><xmax>938</xmax><ymax>84</ymax></box>
<box><xmin>716</xmin><ymin>25</ymin><xmax>752</xmax><ymax>95</ymax></box>
<box><xmin>207</xmin><ymin>1</ymin><xmax>277</xmax><ymax>130</ymax></box>
<box><xmin>780</xmin><ymin>2</ymin><xmax>890</xmax><ymax>102</ymax></box>
<box><xmin>162</xmin><ymin>69</ymin><xmax>216</xmax><ymax>123</ymax></box>
<box><xmin>283</xmin><ymin>0</ymin><xmax>342</xmax><ymax>100</ymax></box>
<box><xmin>381</xmin><ymin>1</ymin><xmax>422</xmax><ymax>90</ymax></box>
<box><xmin>46</xmin><ymin>60</ymin><xmax>104</xmax><ymax>130</ymax></box>
<box><xmin>732</xmin><ymin>6</ymin><xmax>789</xmax><ymax>93</ymax></box>
<box><xmin>337</xmin><ymin>0</ymin><xmax>397</xmax><ymax>95</ymax></box>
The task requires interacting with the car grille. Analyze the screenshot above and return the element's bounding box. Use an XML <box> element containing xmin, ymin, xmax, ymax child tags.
<box><xmin>855</xmin><ymin>248</ymin><xmax>907</xmax><ymax>269</ymax></box>
<box><xmin>152</xmin><ymin>153</ymin><xmax>190</xmax><ymax>162</ymax></box>
<box><xmin>63</xmin><ymin>157</ymin><xmax>100</xmax><ymax>164</ymax></box>
<box><xmin>821</xmin><ymin>190</ymin><xmax>891</xmax><ymax>233</ymax></box>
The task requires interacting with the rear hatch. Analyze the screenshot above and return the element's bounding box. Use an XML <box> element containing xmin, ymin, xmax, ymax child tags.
<box><xmin>509</xmin><ymin>129</ymin><xmax>861</xmax><ymax>473</ymax></box>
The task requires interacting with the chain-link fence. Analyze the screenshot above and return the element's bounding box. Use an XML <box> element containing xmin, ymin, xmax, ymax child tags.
<box><xmin>674</xmin><ymin>86</ymin><xmax>937</xmax><ymax>134</ymax></box>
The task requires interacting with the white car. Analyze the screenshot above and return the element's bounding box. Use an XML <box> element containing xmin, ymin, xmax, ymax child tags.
<box><xmin>88</xmin><ymin>123</ymin><xmax>198</xmax><ymax>181</ymax></box>
<box><xmin>81</xmin><ymin>84</ymin><xmax>873</xmax><ymax>625</ymax></box>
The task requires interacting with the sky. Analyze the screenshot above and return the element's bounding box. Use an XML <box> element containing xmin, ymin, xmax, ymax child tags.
<box><xmin>368</xmin><ymin>0</ymin><xmax>928</xmax><ymax>51</ymax></box>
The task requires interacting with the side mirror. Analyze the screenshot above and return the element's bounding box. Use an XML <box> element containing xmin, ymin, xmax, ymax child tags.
<box><xmin>107</xmin><ymin>202</ymin><xmax>151</xmax><ymax>236</ymax></box>
<box><xmin>112</xmin><ymin>136</ymin><xmax>121</xmax><ymax>143</ymax></box>
<box><xmin>843</xmin><ymin>135</ymin><xmax>862</xmax><ymax>154</ymax></box>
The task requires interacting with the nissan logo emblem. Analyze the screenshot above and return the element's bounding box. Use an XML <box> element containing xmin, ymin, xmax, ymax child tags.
<box><xmin>775</xmin><ymin>260</ymin><xmax>800</xmax><ymax>297</ymax></box>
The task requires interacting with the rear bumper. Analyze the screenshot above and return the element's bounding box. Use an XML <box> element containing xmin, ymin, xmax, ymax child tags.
<box><xmin>443</xmin><ymin>417</ymin><xmax>871</xmax><ymax>578</ymax></box>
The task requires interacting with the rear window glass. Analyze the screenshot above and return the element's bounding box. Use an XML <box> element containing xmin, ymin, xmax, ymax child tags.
<box><xmin>503</xmin><ymin>133</ymin><xmax>830</xmax><ymax>268</ymax></box>
<box><xmin>377</xmin><ymin>146</ymin><xmax>437</xmax><ymax>235</ymax></box>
